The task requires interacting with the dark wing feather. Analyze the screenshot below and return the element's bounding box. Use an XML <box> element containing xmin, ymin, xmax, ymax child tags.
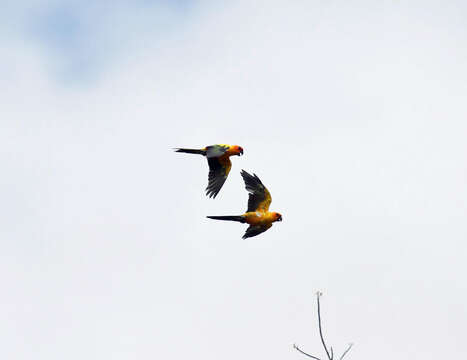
<box><xmin>206</xmin><ymin>157</ymin><xmax>231</xmax><ymax>198</ymax></box>
<box><xmin>206</xmin><ymin>145</ymin><xmax>229</xmax><ymax>158</ymax></box>
<box><xmin>241</xmin><ymin>170</ymin><xmax>272</xmax><ymax>212</ymax></box>
<box><xmin>242</xmin><ymin>224</ymin><xmax>272</xmax><ymax>239</ymax></box>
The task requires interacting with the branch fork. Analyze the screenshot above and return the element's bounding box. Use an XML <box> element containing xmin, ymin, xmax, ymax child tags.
<box><xmin>293</xmin><ymin>292</ymin><xmax>353</xmax><ymax>360</ymax></box>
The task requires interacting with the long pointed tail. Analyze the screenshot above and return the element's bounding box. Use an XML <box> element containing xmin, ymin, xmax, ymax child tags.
<box><xmin>207</xmin><ymin>215</ymin><xmax>246</xmax><ymax>223</ymax></box>
<box><xmin>174</xmin><ymin>148</ymin><xmax>206</xmax><ymax>155</ymax></box>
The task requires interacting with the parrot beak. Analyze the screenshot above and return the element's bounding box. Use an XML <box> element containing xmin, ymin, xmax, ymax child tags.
<box><xmin>277</xmin><ymin>215</ymin><xmax>282</xmax><ymax>222</ymax></box>
<box><xmin>239</xmin><ymin>148</ymin><xmax>244</xmax><ymax>156</ymax></box>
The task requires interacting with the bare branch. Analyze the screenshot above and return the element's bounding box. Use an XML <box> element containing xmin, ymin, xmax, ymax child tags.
<box><xmin>316</xmin><ymin>292</ymin><xmax>332</xmax><ymax>360</ymax></box>
<box><xmin>339</xmin><ymin>343</ymin><xmax>353</xmax><ymax>360</ymax></box>
<box><xmin>293</xmin><ymin>344</ymin><xmax>322</xmax><ymax>360</ymax></box>
<box><xmin>294</xmin><ymin>292</ymin><xmax>353</xmax><ymax>360</ymax></box>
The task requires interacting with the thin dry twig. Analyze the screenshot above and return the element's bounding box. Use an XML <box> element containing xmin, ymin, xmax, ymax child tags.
<box><xmin>293</xmin><ymin>292</ymin><xmax>353</xmax><ymax>360</ymax></box>
<box><xmin>316</xmin><ymin>292</ymin><xmax>332</xmax><ymax>360</ymax></box>
<box><xmin>339</xmin><ymin>343</ymin><xmax>353</xmax><ymax>360</ymax></box>
<box><xmin>293</xmin><ymin>344</ymin><xmax>322</xmax><ymax>360</ymax></box>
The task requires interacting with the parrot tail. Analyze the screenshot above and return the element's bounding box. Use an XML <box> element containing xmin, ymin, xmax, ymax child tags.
<box><xmin>206</xmin><ymin>215</ymin><xmax>246</xmax><ymax>223</ymax></box>
<box><xmin>174</xmin><ymin>148</ymin><xmax>206</xmax><ymax>155</ymax></box>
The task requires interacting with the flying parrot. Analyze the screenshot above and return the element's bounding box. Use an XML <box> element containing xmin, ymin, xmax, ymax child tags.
<box><xmin>207</xmin><ymin>170</ymin><xmax>282</xmax><ymax>239</ymax></box>
<box><xmin>174</xmin><ymin>144</ymin><xmax>244</xmax><ymax>198</ymax></box>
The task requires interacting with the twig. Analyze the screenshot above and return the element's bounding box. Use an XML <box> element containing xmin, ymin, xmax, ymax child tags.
<box><xmin>339</xmin><ymin>343</ymin><xmax>353</xmax><ymax>360</ymax></box>
<box><xmin>316</xmin><ymin>292</ymin><xmax>332</xmax><ymax>360</ymax></box>
<box><xmin>293</xmin><ymin>344</ymin><xmax>322</xmax><ymax>360</ymax></box>
<box><xmin>293</xmin><ymin>292</ymin><xmax>354</xmax><ymax>360</ymax></box>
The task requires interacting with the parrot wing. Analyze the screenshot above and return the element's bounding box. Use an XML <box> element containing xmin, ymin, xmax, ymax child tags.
<box><xmin>241</xmin><ymin>170</ymin><xmax>272</xmax><ymax>212</ymax></box>
<box><xmin>206</xmin><ymin>157</ymin><xmax>232</xmax><ymax>198</ymax></box>
<box><xmin>242</xmin><ymin>223</ymin><xmax>272</xmax><ymax>239</ymax></box>
<box><xmin>206</xmin><ymin>145</ymin><xmax>229</xmax><ymax>158</ymax></box>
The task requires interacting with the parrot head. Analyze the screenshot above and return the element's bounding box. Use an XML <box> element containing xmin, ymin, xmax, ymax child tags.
<box><xmin>273</xmin><ymin>212</ymin><xmax>283</xmax><ymax>222</ymax></box>
<box><xmin>234</xmin><ymin>145</ymin><xmax>244</xmax><ymax>156</ymax></box>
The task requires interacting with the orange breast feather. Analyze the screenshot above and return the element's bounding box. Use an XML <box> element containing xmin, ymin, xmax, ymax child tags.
<box><xmin>244</xmin><ymin>211</ymin><xmax>275</xmax><ymax>225</ymax></box>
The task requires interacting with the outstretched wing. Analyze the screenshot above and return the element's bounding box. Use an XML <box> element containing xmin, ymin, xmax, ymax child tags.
<box><xmin>241</xmin><ymin>170</ymin><xmax>272</xmax><ymax>212</ymax></box>
<box><xmin>206</xmin><ymin>157</ymin><xmax>232</xmax><ymax>198</ymax></box>
<box><xmin>206</xmin><ymin>145</ymin><xmax>229</xmax><ymax>158</ymax></box>
<box><xmin>242</xmin><ymin>223</ymin><xmax>272</xmax><ymax>239</ymax></box>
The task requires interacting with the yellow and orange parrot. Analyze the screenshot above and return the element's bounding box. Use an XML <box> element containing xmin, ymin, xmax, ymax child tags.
<box><xmin>207</xmin><ymin>170</ymin><xmax>282</xmax><ymax>239</ymax></box>
<box><xmin>174</xmin><ymin>144</ymin><xmax>244</xmax><ymax>198</ymax></box>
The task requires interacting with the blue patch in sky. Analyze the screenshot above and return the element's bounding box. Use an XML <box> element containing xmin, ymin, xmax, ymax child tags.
<box><xmin>140</xmin><ymin>0</ymin><xmax>195</xmax><ymax>11</ymax></box>
<box><xmin>30</xmin><ymin>4</ymin><xmax>102</xmax><ymax>84</ymax></box>
<box><xmin>28</xmin><ymin>1</ymin><xmax>196</xmax><ymax>85</ymax></box>
<box><xmin>36</xmin><ymin>6</ymin><xmax>82</xmax><ymax>51</ymax></box>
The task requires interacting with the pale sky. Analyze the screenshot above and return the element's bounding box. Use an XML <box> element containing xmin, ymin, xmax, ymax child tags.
<box><xmin>2</xmin><ymin>1</ymin><xmax>467</xmax><ymax>359</ymax></box>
